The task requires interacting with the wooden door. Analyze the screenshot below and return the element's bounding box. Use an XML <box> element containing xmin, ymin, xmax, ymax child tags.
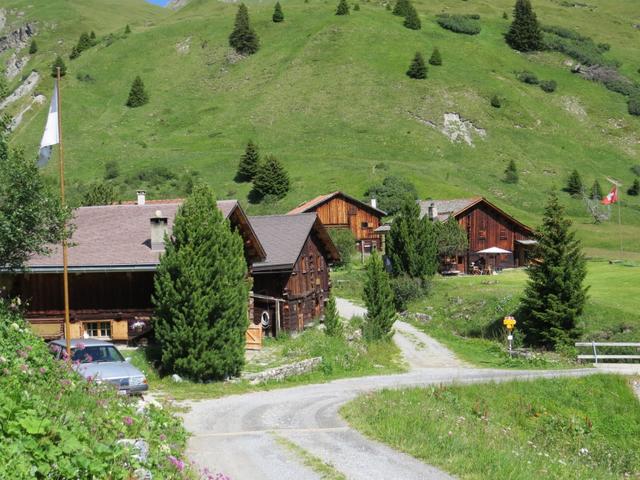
<box><xmin>245</xmin><ymin>324</ymin><xmax>262</xmax><ymax>350</ymax></box>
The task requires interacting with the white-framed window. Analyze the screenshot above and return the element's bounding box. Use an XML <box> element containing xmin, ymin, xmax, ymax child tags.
<box><xmin>84</xmin><ymin>321</ymin><xmax>112</xmax><ymax>339</ymax></box>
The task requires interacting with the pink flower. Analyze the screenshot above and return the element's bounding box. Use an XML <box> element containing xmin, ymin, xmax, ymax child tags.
<box><xmin>168</xmin><ymin>455</ymin><xmax>185</xmax><ymax>471</ymax></box>
<box><xmin>159</xmin><ymin>433</ymin><xmax>167</xmax><ymax>441</ymax></box>
<box><xmin>17</xmin><ymin>350</ymin><xmax>28</xmax><ymax>358</ymax></box>
<box><xmin>39</xmin><ymin>367</ymin><xmax>47</xmax><ymax>374</ymax></box>
<box><xmin>122</xmin><ymin>416</ymin><xmax>134</xmax><ymax>426</ymax></box>
<box><xmin>19</xmin><ymin>364</ymin><xmax>28</xmax><ymax>372</ymax></box>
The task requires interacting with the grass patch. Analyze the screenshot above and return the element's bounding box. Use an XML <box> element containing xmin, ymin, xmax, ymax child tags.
<box><xmin>124</xmin><ymin>326</ymin><xmax>404</xmax><ymax>400</ymax></box>
<box><xmin>273</xmin><ymin>434</ymin><xmax>346</xmax><ymax>480</ymax></box>
<box><xmin>342</xmin><ymin>374</ymin><xmax>640</xmax><ymax>479</ymax></box>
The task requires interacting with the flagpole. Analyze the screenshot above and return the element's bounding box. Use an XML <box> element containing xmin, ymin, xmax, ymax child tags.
<box><xmin>617</xmin><ymin>198</ymin><xmax>623</xmax><ymax>259</ymax></box>
<box><xmin>56</xmin><ymin>67</ymin><xmax>72</xmax><ymax>359</ymax></box>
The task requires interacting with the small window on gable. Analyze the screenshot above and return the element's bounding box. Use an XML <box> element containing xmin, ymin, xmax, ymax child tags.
<box><xmin>499</xmin><ymin>228</ymin><xmax>507</xmax><ymax>240</ymax></box>
<box><xmin>361</xmin><ymin>221</ymin><xmax>369</xmax><ymax>228</ymax></box>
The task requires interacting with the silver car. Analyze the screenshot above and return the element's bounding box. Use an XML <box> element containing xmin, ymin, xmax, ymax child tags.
<box><xmin>49</xmin><ymin>338</ymin><xmax>148</xmax><ymax>394</ymax></box>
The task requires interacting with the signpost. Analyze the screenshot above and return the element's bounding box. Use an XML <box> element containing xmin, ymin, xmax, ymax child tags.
<box><xmin>503</xmin><ymin>315</ymin><xmax>516</xmax><ymax>357</ymax></box>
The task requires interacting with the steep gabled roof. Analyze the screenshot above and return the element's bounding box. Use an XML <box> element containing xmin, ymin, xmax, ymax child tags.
<box><xmin>288</xmin><ymin>191</ymin><xmax>387</xmax><ymax>217</ymax></box>
<box><xmin>249</xmin><ymin>213</ymin><xmax>340</xmax><ymax>273</ymax></box>
<box><xmin>24</xmin><ymin>200</ymin><xmax>265</xmax><ymax>272</ymax></box>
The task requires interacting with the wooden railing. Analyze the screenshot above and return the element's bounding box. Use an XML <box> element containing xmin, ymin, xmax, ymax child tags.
<box><xmin>575</xmin><ymin>342</ymin><xmax>640</xmax><ymax>364</ymax></box>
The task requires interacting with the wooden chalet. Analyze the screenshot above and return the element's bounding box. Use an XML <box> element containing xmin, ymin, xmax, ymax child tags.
<box><xmin>288</xmin><ymin>191</ymin><xmax>387</xmax><ymax>252</ymax></box>
<box><xmin>418</xmin><ymin>197</ymin><xmax>535</xmax><ymax>274</ymax></box>
<box><xmin>0</xmin><ymin>194</ymin><xmax>265</xmax><ymax>344</ymax></box>
<box><xmin>248</xmin><ymin>213</ymin><xmax>340</xmax><ymax>334</ymax></box>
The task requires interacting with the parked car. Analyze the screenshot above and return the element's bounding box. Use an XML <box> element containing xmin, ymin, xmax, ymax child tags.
<box><xmin>49</xmin><ymin>338</ymin><xmax>148</xmax><ymax>394</ymax></box>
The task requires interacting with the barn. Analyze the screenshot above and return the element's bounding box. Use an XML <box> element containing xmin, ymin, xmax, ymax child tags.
<box><xmin>249</xmin><ymin>213</ymin><xmax>340</xmax><ymax>334</ymax></box>
<box><xmin>418</xmin><ymin>197</ymin><xmax>536</xmax><ymax>274</ymax></box>
<box><xmin>0</xmin><ymin>195</ymin><xmax>265</xmax><ymax>343</ymax></box>
<box><xmin>288</xmin><ymin>191</ymin><xmax>386</xmax><ymax>252</ymax></box>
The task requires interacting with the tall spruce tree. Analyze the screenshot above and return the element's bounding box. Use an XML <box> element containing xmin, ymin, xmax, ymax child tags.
<box><xmin>229</xmin><ymin>3</ymin><xmax>260</xmax><ymax>54</ymax></box>
<box><xmin>387</xmin><ymin>198</ymin><xmax>438</xmax><ymax>281</ymax></box>
<box><xmin>392</xmin><ymin>0</ymin><xmax>410</xmax><ymax>17</ymax></box>
<box><xmin>236</xmin><ymin>140</ymin><xmax>261</xmax><ymax>181</ymax></box>
<box><xmin>565</xmin><ymin>169</ymin><xmax>583</xmax><ymax>196</ymax></box>
<box><xmin>336</xmin><ymin>0</ymin><xmax>350</xmax><ymax>15</ymax></box>
<box><xmin>251</xmin><ymin>154</ymin><xmax>290</xmax><ymax>201</ymax></box>
<box><xmin>505</xmin><ymin>0</ymin><xmax>542</xmax><ymax>52</ymax></box>
<box><xmin>428</xmin><ymin>47</ymin><xmax>442</xmax><ymax>66</ymax></box>
<box><xmin>153</xmin><ymin>185</ymin><xmax>249</xmax><ymax>381</ymax></box>
<box><xmin>323</xmin><ymin>294</ymin><xmax>343</xmax><ymax>337</ymax></box>
<box><xmin>406</xmin><ymin>52</ymin><xmax>427</xmax><ymax>79</ymax></box>
<box><xmin>362</xmin><ymin>251</ymin><xmax>396</xmax><ymax>342</ymax></box>
<box><xmin>51</xmin><ymin>55</ymin><xmax>67</xmax><ymax>78</ymax></box>
<box><xmin>504</xmin><ymin>159</ymin><xmax>519</xmax><ymax>184</ymax></box>
<box><xmin>403</xmin><ymin>4</ymin><xmax>421</xmax><ymax>30</ymax></box>
<box><xmin>520</xmin><ymin>192</ymin><xmax>587</xmax><ymax>348</ymax></box>
<box><xmin>126</xmin><ymin>76</ymin><xmax>149</xmax><ymax>107</ymax></box>
<box><xmin>124</xmin><ymin>24</ymin><xmax>131</xmax><ymax>34</ymax></box>
<box><xmin>272</xmin><ymin>2</ymin><xmax>284</xmax><ymax>22</ymax></box>
<box><xmin>590</xmin><ymin>179</ymin><xmax>603</xmax><ymax>200</ymax></box>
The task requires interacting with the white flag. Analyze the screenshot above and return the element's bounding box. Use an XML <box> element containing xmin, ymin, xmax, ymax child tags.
<box><xmin>38</xmin><ymin>81</ymin><xmax>59</xmax><ymax>167</ymax></box>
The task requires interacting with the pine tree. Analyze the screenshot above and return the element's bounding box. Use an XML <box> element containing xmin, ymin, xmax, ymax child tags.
<box><xmin>491</xmin><ymin>94</ymin><xmax>502</xmax><ymax>108</ymax></box>
<box><xmin>77</xmin><ymin>32</ymin><xmax>92</xmax><ymax>52</ymax></box>
<box><xmin>229</xmin><ymin>4</ymin><xmax>260</xmax><ymax>55</ymax></box>
<box><xmin>403</xmin><ymin>4</ymin><xmax>421</xmax><ymax>30</ymax></box>
<box><xmin>272</xmin><ymin>2</ymin><xmax>284</xmax><ymax>22</ymax></box>
<box><xmin>90</xmin><ymin>31</ymin><xmax>97</xmax><ymax>41</ymax></box>
<box><xmin>153</xmin><ymin>185</ymin><xmax>249</xmax><ymax>381</ymax></box>
<box><xmin>362</xmin><ymin>252</ymin><xmax>396</xmax><ymax>342</ymax></box>
<box><xmin>590</xmin><ymin>179</ymin><xmax>603</xmax><ymax>200</ymax></box>
<box><xmin>502</xmin><ymin>11</ymin><xmax>509</xmax><ymax>19</ymax></box>
<box><xmin>336</xmin><ymin>0</ymin><xmax>350</xmax><ymax>15</ymax></box>
<box><xmin>251</xmin><ymin>155</ymin><xmax>290</xmax><ymax>201</ymax></box>
<box><xmin>124</xmin><ymin>24</ymin><xmax>131</xmax><ymax>34</ymax></box>
<box><xmin>406</xmin><ymin>52</ymin><xmax>427</xmax><ymax>79</ymax></box>
<box><xmin>51</xmin><ymin>56</ymin><xmax>67</xmax><ymax>78</ymax></box>
<box><xmin>126</xmin><ymin>76</ymin><xmax>149</xmax><ymax>108</ymax></box>
<box><xmin>69</xmin><ymin>45</ymin><xmax>81</xmax><ymax>60</ymax></box>
<box><xmin>505</xmin><ymin>0</ymin><xmax>542</xmax><ymax>52</ymax></box>
<box><xmin>504</xmin><ymin>159</ymin><xmax>519</xmax><ymax>184</ymax></box>
<box><xmin>323</xmin><ymin>295</ymin><xmax>343</xmax><ymax>337</ymax></box>
<box><xmin>28</xmin><ymin>39</ymin><xmax>38</xmax><ymax>54</ymax></box>
<box><xmin>627</xmin><ymin>178</ymin><xmax>640</xmax><ymax>196</ymax></box>
<box><xmin>236</xmin><ymin>140</ymin><xmax>260</xmax><ymax>181</ymax></box>
<box><xmin>564</xmin><ymin>169</ymin><xmax>583</xmax><ymax>196</ymax></box>
<box><xmin>392</xmin><ymin>0</ymin><xmax>410</xmax><ymax>17</ymax></box>
<box><xmin>428</xmin><ymin>47</ymin><xmax>442</xmax><ymax>66</ymax></box>
<box><xmin>387</xmin><ymin>198</ymin><xmax>438</xmax><ymax>281</ymax></box>
<box><xmin>520</xmin><ymin>192</ymin><xmax>587</xmax><ymax>348</ymax></box>
<box><xmin>81</xmin><ymin>182</ymin><xmax>116</xmax><ymax>206</ymax></box>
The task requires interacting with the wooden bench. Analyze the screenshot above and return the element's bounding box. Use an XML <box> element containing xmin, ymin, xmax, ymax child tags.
<box><xmin>575</xmin><ymin>342</ymin><xmax>640</xmax><ymax>364</ymax></box>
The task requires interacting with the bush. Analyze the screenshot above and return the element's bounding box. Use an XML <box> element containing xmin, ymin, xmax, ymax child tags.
<box><xmin>627</xmin><ymin>178</ymin><xmax>640</xmax><ymax>196</ymax></box>
<box><xmin>629</xmin><ymin>95</ymin><xmax>640</xmax><ymax>116</ymax></box>
<box><xmin>517</xmin><ymin>70</ymin><xmax>539</xmax><ymax>84</ymax></box>
<box><xmin>354</xmin><ymin>3</ymin><xmax>360</xmax><ymax>10</ymax></box>
<box><xmin>539</xmin><ymin>79</ymin><xmax>557</xmax><ymax>93</ymax></box>
<box><xmin>76</xmin><ymin>72</ymin><xmax>95</xmax><ymax>82</ymax></box>
<box><xmin>336</xmin><ymin>0</ymin><xmax>350</xmax><ymax>15</ymax></box>
<box><xmin>28</xmin><ymin>39</ymin><xmax>38</xmax><ymax>54</ymax></box>
<box><xmin>328</xmin><ymin>228</ymin><xmax>356</xmax><ymax>267</ymax></box>
<box><xmin>391</xmin><ymin>275</ymin><xmax>426</xmax><ymax>311</ymax></box>
<box><xmin>490</xmin><ymin>94</ymin><xmax>502</xmax><ymax>108</ymax></box>
<box><xmin>436</xmin><ymin>14</ymin><xmax>481</xmax><ymax>35</ymax></box>
<box><xmin>428</xmin><ymin>47</ymin><xmax>442</xmax><ymax>66</ymax></box>
<box><xmin>541</xmin><ymin>27</ymin><xmax>618</xmax><ymax>67</ymax></box>
<box><xmin>0</xmin><ymin>300</ymin><xmax>192</xmax><ymax>478</ymax></box>
<box><xmin>104</xmin><ymin>160</ymin><xmax>119</xmax><ymax>180</ymax></box>
<box><xmin>631</xmin><ymin>165</ymin><xmax>640</xmax><ymax>176</ymax></box>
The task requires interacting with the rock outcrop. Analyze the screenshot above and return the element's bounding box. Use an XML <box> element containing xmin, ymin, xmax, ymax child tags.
<box><xmin>0</xmin><ymin>70</ymin><xmax>39</xmax><ymax>111</ymax></box>
<box><xmin>5</xmin><ymin>53</ymin><xmax>29</xmax><ymax>80</ymax></box>
<box><xmin>0</xmin><ymin>22</ymin><xmax>36</xmax><ymax>54</ymax></box>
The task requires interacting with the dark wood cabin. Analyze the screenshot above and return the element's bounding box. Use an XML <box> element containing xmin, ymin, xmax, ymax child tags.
<box><xmin>288</xmin><ymin>191</ymin><xmax>386</xmax><ymax>252</ymax></box>
<box><xmin>248</xmin><ymin>214</ymin><xmax>340</xmax><ymax>334</ymax></box>
<box><xmin>0</xmin><ymin>196</ymin><xmax>265</xmax><ymax>344</ymax></box>
<box><xmin>419</xmin><ymin>197</ymin><xmax>535</xmax><ymax>274</ymax></box>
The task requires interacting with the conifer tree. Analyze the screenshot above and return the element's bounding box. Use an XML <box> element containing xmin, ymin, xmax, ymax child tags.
<box><xmin>236</xmin><ymin>140</ymin><xmax>260</xmax><ymax>181</ymax></box>
<box><xmin>272</xmin><ymin>2</ymin><xmax>284</xmax><ymax>22</ymax></box>
<box><xmin>505</xmin><ymin>0</ymin><xmax>542</xmax><ymax>52</ymax></box>
<box><xmin>504</xmin><ymin>159</ymin><xmax>519</xmax><ymax>184</ymax></box>
<box><xmin>252</xmin><ymin>155</ymin><xmax>290</xmax><ymax>201</ymax></box>
<box><xmin>29</xmin><ymin>39</ymin><xmax>38</xmax><ymax>54</ymax></box>
<box><xmin>78</xmin><ymin>32</ymin><xmax>92</xmax><ymax>52</ymax></box>
<box><xmin>90</xmin><ymin>31</ymin><xmax>97</xmax><ymax>41</ymax></box>
<box><xmin>406</xmin><ymin>52</ymin><xmax>427</xmax><ymax>79</ymax></box>
<box><xmin>590</xmin><ymin>179</ymin><xmax>603</xmax><ymax>200</ymax></box>
<box><xmin>491</xmin><ymin>94</ymin><xmax>502</xmax><ymax>108</ymax></box>
<box><xmin>403</xmin><ymin>4</ymin><xmax>421</xmax><ymax>30</ymax></box>
<box><xmin>387</xmin><ymin>198</ymin><xmax>438</xmax><ymax>281</ymax></box>
<box><xmin>627</xmin><ymin>178</ymin><xmax>640</xmax><ymax>196</ymax></box>
<box><xmin>126</xmin><ymin>76</ymin><xmax>149</xmax><ymax>107</ymax></box>
<box><xmin>51</xmin><ymin>55</ymin><xmax>67</xmax><ymax>78</ymax></box>
<box><xmin>362</xmin><ymin>252</ymin><xmax>396</xmax><ymax>342</ymax></box>
<box><xmin>336</xmin><ymin>0</ymin><xmax>350</xmax><ymax>15</ymax></box>
<box><xmin>125</xmin><ymin>24</ymin><xmax>131</xmax><ymax>34</ymax></box>
<box><xmin>354</xmin><ymin>3</ymin><xmax>360</xmax><ymax>10</ymax></box>
<box><xmin>392</xmin><ymin>0</ymin><xmax>410</xmax><ymax>17</ymax></box>
<box><xmin>229</xmin><ymin>3</ymin><xmax>260</xmax><ymax>55</ymax></box>
<box><xmin>564</xmin><ymin>169</ymin><xmax>583</xmax><ymax>196</ymax></box>
<box><xmin>153</xmin><ymin>185</ymin><xmax>249</xmax><ymax>381</ymax></box>
<box><xmin>69</xmin><ymin>45</ymin><xmax>81</xmax><ymax>60</ymax></box>
<box><xmin>323</xmin><ymin>295</ymin><xmax>343</xmax><ymax>337</ymax></box>
<box><xmin>428</xmin><ymin>47</ymin><xmax>442</xmax><ymax>66</ymax></box>
<box><xmin>520</xmin><ymin>192</ymin><xmax>587</xmax><ymax>348</ymax></box>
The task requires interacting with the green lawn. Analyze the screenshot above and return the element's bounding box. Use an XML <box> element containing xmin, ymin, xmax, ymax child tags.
<box><xmin>124</xmin><ymin>325</ymin><xmax>404</xmax><ymax>400</ymax></box>
<box><xmin>342</xmin><ymin>374</ymin><xmax>640</xmax><ymax>479</ymax></box>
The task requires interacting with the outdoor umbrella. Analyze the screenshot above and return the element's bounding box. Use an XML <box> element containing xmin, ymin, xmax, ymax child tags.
<box><xmin>475</xmin><ymin>246</ymin><xmax>512</xmax><ymax>273</ymax></box>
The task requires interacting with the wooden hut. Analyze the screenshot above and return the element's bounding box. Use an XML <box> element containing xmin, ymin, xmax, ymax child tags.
<box><xmin>418</xmin><ymin>197</ymin><xmax>535</xmax><ymax>274</ymax></box>
<box><xmin>288</xmin><ymin>191</ymin><xmax>386</xmax><ymax>252</ymax></box>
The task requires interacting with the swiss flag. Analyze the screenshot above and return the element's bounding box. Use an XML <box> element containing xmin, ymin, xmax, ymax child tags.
<box><xmin>601</xmin><ymin>185</ymin><xmax>618</xmax><ymax>205</ymax></box>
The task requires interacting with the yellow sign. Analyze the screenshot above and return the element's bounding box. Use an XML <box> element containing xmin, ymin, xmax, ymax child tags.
<box><xmin>503</xmin><ymin>316</ymin><xmax>516</xmax><ymax>330</ymax></box>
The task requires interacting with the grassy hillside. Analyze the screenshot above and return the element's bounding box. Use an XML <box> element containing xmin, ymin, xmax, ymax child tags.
<box><xmin>5</xmin><ymin>0</ymin><xmax>640</xmax><ymax>256</ymax></box>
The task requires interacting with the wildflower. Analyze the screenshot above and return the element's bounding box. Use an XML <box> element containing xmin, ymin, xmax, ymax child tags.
<box><xmin>19</xmin><ymin>364</ymin><xmax>28</xmax><ymax>372</ymax></box>
<box><xmin>0</xmin><ymin>356</ymin><xmax>6</xmax><ymax>363</ymax></box>
<box><xmin>39</xmin><ymin>367</ymin><xmax>47</xmax><ymax>374</ymax></box>
<box><xmin>168</xmin><ymin>455</ymin><xmax>185</xmax><ymax>471</ymax></box>
<box><xmin>123</xmin><ymin>416</ymin><xmax>134</xmax><ymax>426</ymax></box>
<box><xmin>17</xmin><ymin>350</ymin><xmax>28</xmax><ymax>358</ymax></box>
<box><xmin>10</xmin><ymin>322</ymin><xmax>19</xmax><ymax>330</ymax></box>
<box><xmin>159</xmin><ymin>433</ymin><xmax>167</xmax><ymax>441</ymax></box>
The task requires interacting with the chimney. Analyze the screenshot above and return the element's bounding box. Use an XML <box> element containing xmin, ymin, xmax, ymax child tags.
<box><xmin>427</xmin><ymin>202</ymin><xmax>438</xmax><ymax>221</ymax></box>
<box><xmin>150</xmin><ymin>210</ymin><xmax>168</xmax><ymax>251</ymax></box>
<box><xmin>137</xmin><ymin>190</ymin><xmax>146</xmax><ymax>206</ymax></box>
<box><xmin>371</xmin><ymin>198</ymin><xmax>378</xmax><ymax>210</ymax></box>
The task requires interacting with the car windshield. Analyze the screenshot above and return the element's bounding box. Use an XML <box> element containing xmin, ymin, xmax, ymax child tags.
<box><xmin>71</xmin><ymin>345</ymin><xmax>125</xmax><ymax>364</ymax></box>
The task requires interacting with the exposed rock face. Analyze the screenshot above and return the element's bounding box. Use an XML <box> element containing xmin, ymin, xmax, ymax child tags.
<box><xmin>0</xmin><ymin>9</ymin><xmax>6</xmax><ymax>33</ymax></box>
<box><xmin>441</xmin><ymin>112</ymin><xmax>486</xmax><ymax>146</ymax></box>
<box><xmin>8</xmin><ymin>94</ymin><xmax>45</xmax><ymax>132</ymax></box>
<box><xmin>0</xmin><ymin>22</ymin><xmax>36</xmax><ymax>54</ymax></box>
<box><xmin>0</xmin><ymin>70</ymin><xmax>39</xmax><ymax>111</ymax></box>
<box><xmin>5</xmin><ymin>53</ymin><xmax>29</xmax><ymax>80</ymax></box>
<box><xmin>167</xmin><ymin>0</ymin><xmax>189</xmax><ymax>10</ymax></box>
<box><xmin>175</xmin><ymin>37</ymin><xmax>191</xmax><ymax>55</ymax></box>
